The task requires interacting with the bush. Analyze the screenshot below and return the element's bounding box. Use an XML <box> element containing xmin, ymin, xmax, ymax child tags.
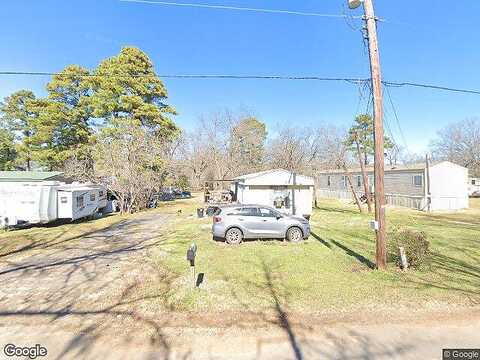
<box><xmin>388</xmin><ymin>228</ymin><xmax>431</xmax><ymax>269</ymax></box>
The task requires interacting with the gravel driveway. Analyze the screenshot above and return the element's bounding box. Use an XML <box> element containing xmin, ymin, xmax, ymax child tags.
<box><xmin>0</xmin><ymin>212</ymin><xmax>175</xmax><ymax>359</ymax></box>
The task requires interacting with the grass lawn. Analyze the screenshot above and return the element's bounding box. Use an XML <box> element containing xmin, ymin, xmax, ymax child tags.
<box><xmin>0</xmin><ymin>213</ymin><xmax>129</xmax><ymax>258</ymax></box>
<box><xmin>144</xmin><ymin>196</ymin><xmax>480</xmax><ymax>314</ymax></box>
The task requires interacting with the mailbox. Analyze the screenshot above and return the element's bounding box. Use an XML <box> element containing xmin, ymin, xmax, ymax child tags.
<box><xmin>186</xmin><ymin>243</ymin><xmax>197</xmax><ymax>266</ymax></box>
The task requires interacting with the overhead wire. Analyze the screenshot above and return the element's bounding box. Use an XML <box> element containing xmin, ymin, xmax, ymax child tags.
<box><xmin>0</xmin><ymin>71</ymin><xmax>369</xmax><ymax>84</ymax></box>
<box><xmin>382</xmin><ymin>81</ymin><xmax>480</xmax><ymax>96</ymax></box>
<box><xmin>384</xmin><ymin>84</ymin><xmax>409</xmax><ymax>151</ymax></box>
<box><xmin>118</xmin><ymin>0</ymin><xmax>366</xmax><ymax>19</ymax></box>
<box><xmin>0</xmin><ymin>71</ymin><xmax>479</xmax><ymax>96</ymax></box>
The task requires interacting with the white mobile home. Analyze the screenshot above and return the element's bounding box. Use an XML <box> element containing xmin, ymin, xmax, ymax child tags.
<box><xmin>57</xmin><ymin>184</ymin><xmax>107</xmax><ymax>221</ymax></box>
<box><xmin>316</xmin><ymin>161</ymin><xmax>469</xmax><ymax>211</ymax></box>
<box><xmin>233</xmin><ymin>169</ymin><xmax>314</xmax><ymax>218</ymax></box>
<box><xmin>0</xmin><ymin>171</ymin><xmax>107</xmax><ymax>227</ymax></box>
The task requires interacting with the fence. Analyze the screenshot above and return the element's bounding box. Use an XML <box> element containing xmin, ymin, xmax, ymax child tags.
<box><xmin>316</xmin><ymin>189</ymin><xmax>427</xmax><ymax>210</ymax></box>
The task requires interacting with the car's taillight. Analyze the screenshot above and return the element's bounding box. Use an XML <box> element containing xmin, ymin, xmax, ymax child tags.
<box><xmin>213</xmin><ymin>216</ymin><xmax>222</xmax><ymax>223</ymax></box>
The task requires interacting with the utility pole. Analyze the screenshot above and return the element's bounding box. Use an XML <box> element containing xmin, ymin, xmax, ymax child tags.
<box><xmin>349</xmin><ymin>0</ymin><xmax>387</xmax><ymax>269</ymax></box>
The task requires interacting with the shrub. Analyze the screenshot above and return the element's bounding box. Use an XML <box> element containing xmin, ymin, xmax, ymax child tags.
<box><xmin>388</xmin><ymin>228</ymin><xmax>431</xmax><ymax>269</ymax></box>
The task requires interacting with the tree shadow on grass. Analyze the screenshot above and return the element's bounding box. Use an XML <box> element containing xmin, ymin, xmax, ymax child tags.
<box><xmin>311</xmin><ymin>231</ymin><xmax>375</xmax><ymax>269</ymax></box>
<box><xmin>221</xmin><ymin>258</ymin><xmax>307</xmax><ymax>359</ymax></box>
<box><xmin>0</xmin><ymin>213</ymin><xmax>195</xmax><ymax>360</ymax></box>
<box><xmin>221</xmin><ymin>257</ymin><xmax>416</xmax><ymax>359</ymax></box>
<box><xmin>310</xmin><ymin>231</ymin><xmax>331</xmax><ymax>249</ymax></box>
<box><xmin>315</xmin><ymin>206</ymin><xmax>363</xmax><ymax>216</ymax></box>
<box><xmin>398</xmin><ymin>251</ymin><xmax>480</xmax><ymax>303</ymax></box>
<box><xmin>0</xmin><ymin>217</ymin><xmax>130</xmax><ymax>259</ymax></box>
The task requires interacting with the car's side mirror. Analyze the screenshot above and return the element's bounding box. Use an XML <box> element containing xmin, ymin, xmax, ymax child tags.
<box><xmin>276</xmin><ymin>215</ymin><xmax>282</xmax><ymax>220</ymax></box>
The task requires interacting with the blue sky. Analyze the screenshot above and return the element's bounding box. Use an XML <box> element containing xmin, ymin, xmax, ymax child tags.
<box><xmin>1</xmin><ymin>0</ymin><xmax>479</xmax><ymax>153</ymax></box>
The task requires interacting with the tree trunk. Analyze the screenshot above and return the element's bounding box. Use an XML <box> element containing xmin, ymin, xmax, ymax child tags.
<box><xmin>355</xmin><ymin>137</ymin><xmax>373</xmax><ymax>213</ymax></box>
<box><xmin>343</xmin><ymin>165</ymin><xmax>363</xmax><ymax>213</ymax></box>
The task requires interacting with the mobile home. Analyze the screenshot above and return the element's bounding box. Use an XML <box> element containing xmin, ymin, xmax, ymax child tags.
<box><xmin>316</xmin><ymin>161</ymin><xmax>469</xmax><ymax>211</ymax></box>
<box><xmin>232</xmin><ymin>169</ymin><xmax>314</xmax><ymax>219</ymax></box>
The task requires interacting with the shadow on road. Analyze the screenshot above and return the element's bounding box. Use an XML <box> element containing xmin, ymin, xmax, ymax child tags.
<box><xmin>0</xmin><ymin>213</ymin><xmax>194</xmax><ymax>360</ymax></box>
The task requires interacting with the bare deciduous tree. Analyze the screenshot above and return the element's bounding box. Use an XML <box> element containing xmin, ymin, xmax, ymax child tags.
<box><xmin>431</xmin><ymin>118</ymin><xmax>480</xmax><ymax>176</ymax></box>
<box><xmin>176</xmin><ymin>109</ymin><xmax>268</xmax><ymax>189</ymax></box>
<box><xmin>94</xmin><ymin>120</ymin><xmax>170</xmax><ymax>213</ymax></box>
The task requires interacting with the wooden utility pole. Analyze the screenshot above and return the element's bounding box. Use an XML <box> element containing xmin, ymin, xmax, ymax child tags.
<box><xmin>363</xmin><ymin>0</ymin><xmax>387</xmax><ymax>269</ymax></box>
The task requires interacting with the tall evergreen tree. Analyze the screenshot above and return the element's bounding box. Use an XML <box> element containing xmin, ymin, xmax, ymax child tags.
<box><xmin>0</xmin><ymin>127</ymin><xmax>16</xmax><ymax>170</ymax></box>
<box><xmin>91</xmin><ymin>46</ymin><xmax>178</xmax><ymax>138</ymax></box>
<box><xmin>0</xmin><ymin>90</ymin><xmax>38</xmax><ymax>170</ymax></box>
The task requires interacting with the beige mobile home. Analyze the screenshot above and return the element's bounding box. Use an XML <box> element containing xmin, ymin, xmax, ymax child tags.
<box><xmin>316</xmin><ymin>161</ymin><xmax>468</xmax><ymax>211</ymax></box>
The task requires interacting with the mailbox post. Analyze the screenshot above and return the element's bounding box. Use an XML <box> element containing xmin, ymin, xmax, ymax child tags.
<box><xmin>186</xmin><ymin>243</ymin><xmax>197</xmax><ymax>288</ymax></box>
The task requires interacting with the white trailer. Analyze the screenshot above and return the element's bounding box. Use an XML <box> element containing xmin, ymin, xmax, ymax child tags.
<box><xmin>0</xmin><ymin>181</ymin><xmax>107</xmax><ymax>227</ymax></box>
<box><xmin>57</xmin><ymin>184</ymin><xmax>108</xmax><ymax>221</ymax></box>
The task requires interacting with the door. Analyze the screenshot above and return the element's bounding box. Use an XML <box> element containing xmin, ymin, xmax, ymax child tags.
<box><xmin>257</xmin><ymin>207</ymin><xmax>286</xmax><ymax>238</ymax></box>
<box><xmin>234</xmin><ymin>207</ymin><xmax>263</xmax><ymax>238</ymax></box>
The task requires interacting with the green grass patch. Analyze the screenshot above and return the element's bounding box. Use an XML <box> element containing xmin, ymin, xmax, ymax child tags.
<box><xmin>0</xmin><ymin>213</ymin><xmax>128</xmax><ymax>257</ymax></box>
<box><xmin>147</xmin><ymin>196</ymin><xmax>480</xmax><ymax>313</ymax></box>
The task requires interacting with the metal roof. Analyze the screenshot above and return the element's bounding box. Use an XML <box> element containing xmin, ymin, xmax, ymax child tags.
<box><xmin>0</xmin><ymin>171</ymin><xmax>64</xmax><ymax>182</ymax></box>
<box><xmin>316</xmin><ymin>161</ymin><xmax>464</xmax><ymax>175</ymax></box>
<box><xmin>233</xmin><ymin>169</ymin><xmax>314</xmax><ymax>186</ymax></box>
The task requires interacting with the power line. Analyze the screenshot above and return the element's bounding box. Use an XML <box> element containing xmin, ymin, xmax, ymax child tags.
<box><xmin>119</xmin><ymin>0</ymin><xmax>365</xmax><ymax>19</ymax></box>
<box><xmin>1</xmin><ymin>71</ymin><xmax>480</xmax><ymax>96</ymax></box>
<box><xmin>384</xmin><ymin>85</ymin><xmax>409</xmax><ymax>151</ymax></box>
<box><xmin>383</xmin><ymin>81</ymin><xmax>480</xmax><ymax>95</ymax></box>
<box><xmin>0</xmin><ymin>71</ymin><xmax>368</xmax><ymax>83</ymax></box>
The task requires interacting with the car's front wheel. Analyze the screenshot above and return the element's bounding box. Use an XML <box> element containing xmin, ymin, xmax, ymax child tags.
<box><xmin>225</xmin><ymin>227</ymin><xmax>243</xmax><ymax>245</ymax></box>
<box><xmin>286</xmin><ymin>227</ymin><xmax>303</xmax><ymax>243</ymax></box>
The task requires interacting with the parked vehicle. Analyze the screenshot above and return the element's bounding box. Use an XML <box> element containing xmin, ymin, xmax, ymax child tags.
<box><xmin>174</xmin><ymin>190</ymin><xmax>191</xmax><ymax>199</ymax></box>
<box><xmin>159</xmin><ymin>192</ymin><xmax>176</xmax><ymax>201</ymax></box>
<box><xmin>212</xmin><ymin>204</ymin><xmax>310</xmax><ymax>244</ymax></box>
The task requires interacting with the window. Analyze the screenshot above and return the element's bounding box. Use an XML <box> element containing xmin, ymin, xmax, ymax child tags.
<box><xmin>357</xmin><ymin>175</ymin><xmax>362</xmax><ymax>187</ymax></box>
<box><xmin>259</xmin><ymin>208</ymin><xmax>279</xmax><ymax>218</ymax></box>
<box><xmin>90</xmin><ymin>193</ymin><xmax>96</xmax><ymax>201</ymax></box>
<box><xmin>472</xmin><ymin>180</ymin><xmax>477</xmax><ymax>185</ymax></box>
<box><xmin>273</xmin><ymin>197</ymin><xmax>284</xmax><ymax>209</ymax></box>
<box><xmin>413</xmin><ymin>175</ymin><xmax>423</xmax><ymax>187</ymax></box>
<box><xmin>99</xmin><ymin>190</ymin><xmax>104</xmax><ymax>197</ymax></box>
<box><xmin>341</xmin><ymin>176</ymin><xmax>348</xmax><ymax>188</ymax></box>
<box><xmin>76</xmin><ymin>195</ymin><xmax>84</xmax><ymax>208</ymax></box>
<box><xmin>60</xmin><ymin>196</ymin><xmax>67</xmax><ymax>204</ymax></box>
<box><xmin>327</xmin><ymin>176</ymin><xmax>331</xmax><ymax>187</ymax></box>
<box><xmin>231</xmin><ymin>207</ymin><xmax>258</xmax><ymax>216</ymax></box>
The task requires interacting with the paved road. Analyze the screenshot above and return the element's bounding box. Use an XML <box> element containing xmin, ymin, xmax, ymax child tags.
<box><xmin>1</xmin><ymin>312</ymin><xmax>479</xmax><ymax>359</ymax></box>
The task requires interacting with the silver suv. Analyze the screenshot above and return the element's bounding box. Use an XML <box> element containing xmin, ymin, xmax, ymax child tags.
<box><xmin>212</xmin><ymin>205</ymin><xmax>310</xmax><ymax>244</ymax></box>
